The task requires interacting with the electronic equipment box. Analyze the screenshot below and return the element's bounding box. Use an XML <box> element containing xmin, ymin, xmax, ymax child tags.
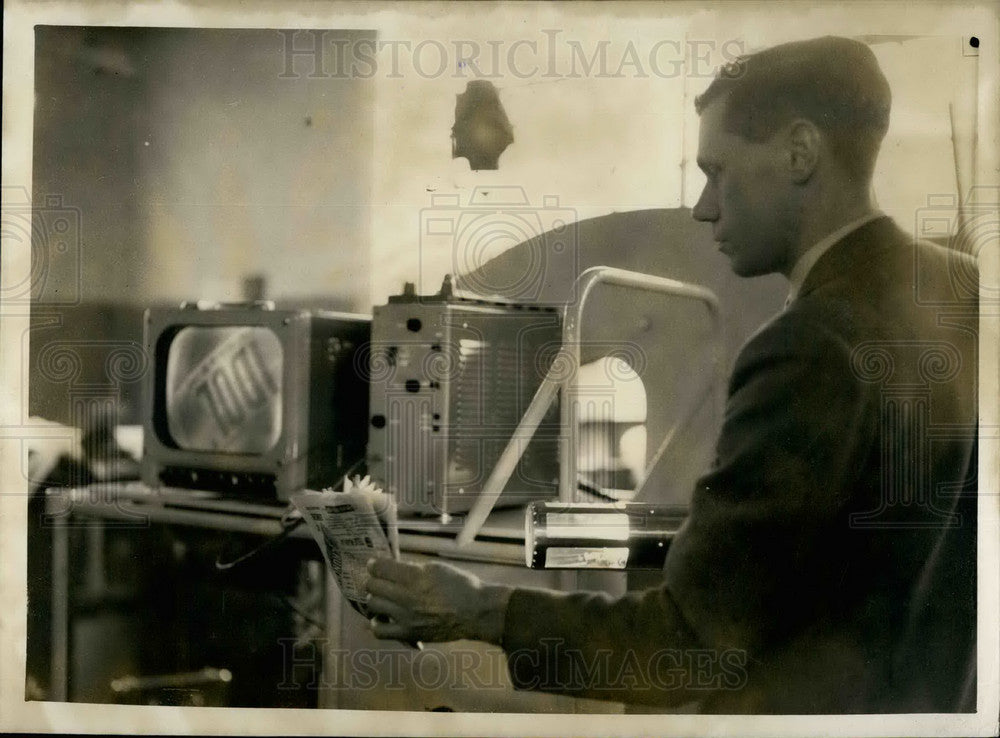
<box><xmin>368</xmin><ymin>280</ymin><xmax>561</xmax><ymax>516</ymax></box>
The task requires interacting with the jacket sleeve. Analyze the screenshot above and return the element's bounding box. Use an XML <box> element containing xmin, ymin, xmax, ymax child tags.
<box><xmin>500</xmin><ymin>315</ymin><xmax>877</xmax><ymax>706</ymax></box>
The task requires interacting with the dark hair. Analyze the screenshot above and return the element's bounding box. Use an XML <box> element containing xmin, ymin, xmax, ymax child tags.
<box><xmin>695</xmin><ymin>36</ymin><xmax>891</xmax><ymax>182</ymax></box>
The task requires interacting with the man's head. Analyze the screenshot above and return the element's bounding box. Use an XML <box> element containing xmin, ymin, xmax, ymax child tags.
<box><xmin>692</xmin><ymin>36</ymin><xmax>891</xmax><ymax>277</ymax></box>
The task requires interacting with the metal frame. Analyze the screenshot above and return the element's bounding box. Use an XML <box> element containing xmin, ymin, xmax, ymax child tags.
<box><xmin>457</xmin><ymin>266</ymin><xmax>723</xmax><ymax>546</ymax></box>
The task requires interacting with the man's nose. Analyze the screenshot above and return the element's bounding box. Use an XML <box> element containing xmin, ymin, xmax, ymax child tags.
<box><xmin>692</xmin><ymin>185</ymin><xmax>717</xmax><ymax>223</ymax></box>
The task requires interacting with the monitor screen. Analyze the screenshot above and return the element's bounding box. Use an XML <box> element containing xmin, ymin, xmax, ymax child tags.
<box><xmin>165</xmin><ymin>326</ymin><xmax>283</xmax><ymax>453</ymax></box>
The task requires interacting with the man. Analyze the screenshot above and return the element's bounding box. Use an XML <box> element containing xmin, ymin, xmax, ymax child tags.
<box><xmin>364</xmin><ymin>36</ymin><xmax>978</xmax><ymax>713</ymax></box>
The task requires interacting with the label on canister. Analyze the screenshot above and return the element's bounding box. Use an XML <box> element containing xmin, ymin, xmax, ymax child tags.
<box><xmin>544</xmin><ymin>547</ymin><xmax>630</xmax><ymax>569</ymax></box>
<box><xmin>545</xmin><ymin>512</ymin><xmax>630</xmax><ymax>540</ymax></box>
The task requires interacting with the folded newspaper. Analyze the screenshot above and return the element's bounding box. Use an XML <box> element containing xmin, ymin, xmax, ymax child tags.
<box><xmin>290</xmin><ymin>476</ymin><xmax>399</xmax><ymax>618</ymax></box>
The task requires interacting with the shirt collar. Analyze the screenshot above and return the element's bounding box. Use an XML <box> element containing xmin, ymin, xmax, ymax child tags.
<box><xmin>785</xmin><ymin>210</ymin><xmax>884</xmax><ymax>308</ymax></box>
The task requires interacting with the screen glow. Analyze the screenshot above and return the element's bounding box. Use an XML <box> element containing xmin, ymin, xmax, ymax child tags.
<box><xmin>165</xmin><ymin>326</ymin><xmax>283</xmax><ymax>453</ymax></box>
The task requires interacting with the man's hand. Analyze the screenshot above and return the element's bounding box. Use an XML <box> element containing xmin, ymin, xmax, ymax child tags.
<box><xmin>364</xmin><ymin>558</ymin><xmax>512</xmax><ymax>645</ymax></box>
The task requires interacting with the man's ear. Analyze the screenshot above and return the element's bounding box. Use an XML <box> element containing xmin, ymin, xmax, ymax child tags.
<box><xmin>786</xmin><ymin>119</ymin><xmax>821</xmax><ymax>184</ymax></box>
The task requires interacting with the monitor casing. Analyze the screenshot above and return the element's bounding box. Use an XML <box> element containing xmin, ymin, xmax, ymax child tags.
<box><xmin>142</xmin><ymin>303</ymin><xmax>370</xmax><ymax>502</ymax></box>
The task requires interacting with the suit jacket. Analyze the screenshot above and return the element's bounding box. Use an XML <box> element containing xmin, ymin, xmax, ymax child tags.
<box><xmin>500</xmin><ymin>217</ymin><xmax>978</xmax><ymax>713</ymax></box>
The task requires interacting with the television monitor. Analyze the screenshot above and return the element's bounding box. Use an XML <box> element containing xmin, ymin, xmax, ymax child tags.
<box><xmin>142</xmin><ymin>302</ymin><xmax>370</xmax><ymax>501</ymax></box>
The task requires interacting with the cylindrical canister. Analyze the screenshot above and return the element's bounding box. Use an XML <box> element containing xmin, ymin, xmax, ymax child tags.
<box><xmin>525</xmin><ymin>501</ymin><xmax>689</xmax><ymax>570</ymax></box>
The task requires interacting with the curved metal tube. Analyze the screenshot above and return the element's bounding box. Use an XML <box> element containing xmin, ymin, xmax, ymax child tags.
<box><xmin>560</xmin><ymin>267</ymin><xmax>723</xmax><ymax>501</ymax></box>
<box><xmin>457</xmin><ymin>266</ymin><xmax>723</xmax><ymax>547</ymax></box>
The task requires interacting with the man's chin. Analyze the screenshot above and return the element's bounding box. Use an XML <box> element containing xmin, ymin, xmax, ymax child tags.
<box><xmin>726</xmin><ymin>257</ymin><xmax>756</xmax><ymax>278</ymax></box>
<box><xmin>724</xmin><ymin>252</ymin><xmax>772</xmax><ymax>278</ymax></box>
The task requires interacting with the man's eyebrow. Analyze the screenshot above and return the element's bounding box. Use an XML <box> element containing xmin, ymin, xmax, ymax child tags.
<box><xmin>696</xmin><ymin>158</ymin><xmax>716</xmax><ymax>172</ymax></box>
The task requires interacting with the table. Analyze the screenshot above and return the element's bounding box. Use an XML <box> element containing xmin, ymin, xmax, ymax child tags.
<box><xmin>45</xmin><ymin>482</ymin><xmax>627</xmax><ymax>712</ymax></box>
